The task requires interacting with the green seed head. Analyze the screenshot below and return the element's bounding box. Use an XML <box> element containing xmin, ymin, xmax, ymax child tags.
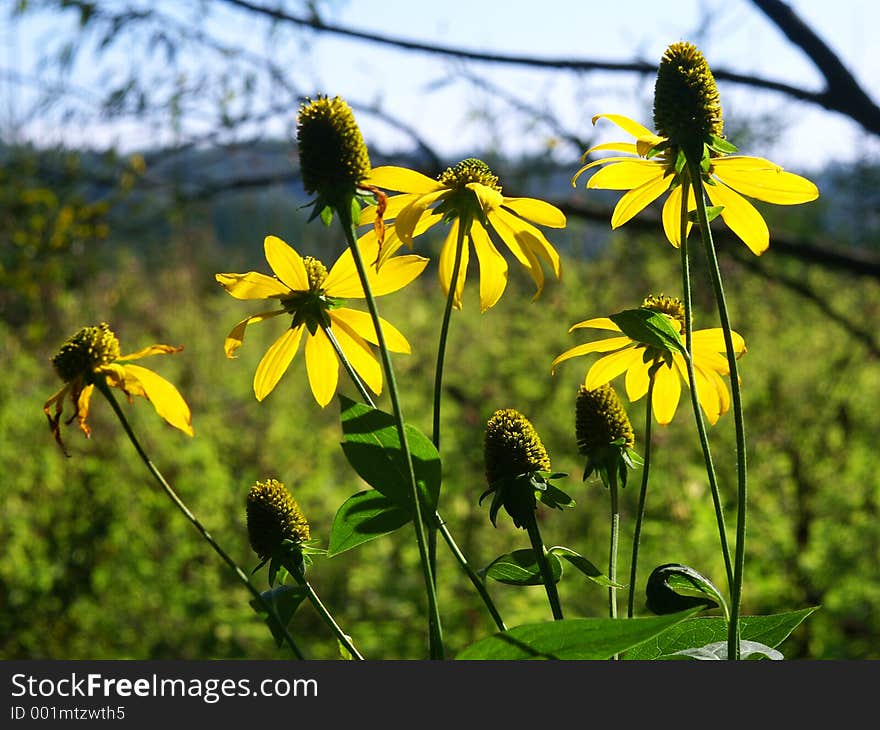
<box><xmin>303</xmin><ymin>256</ymin><xmax>329</xmax><ymax>291</ymax></box>
<box><xmin>576</xmin><ymin>384</ymin><xmax>635</xmax><ymax>456</ymax></box>
<box><xmin>643</xmin><ymin>293</ymin><xmax>687</xmax><ymax>332</ymax></box>
<box><xmin>438</xmin><ymin>158</ymin><xmax>502</xmax><ymax>192</ymax></box>
<box><xmin>246</xmin><ymin>479</ymin><xmax>311</xmax><ymax>561</ymax></box>
<box><xmin>653</xmin><ymin>42</ymin><xmax>723</xmax><ymax>152</ymax></box>
<box><xmin>296</xmin><ymin>96</ymin><xmax>371</xmax><ymax>200</ymax></box>
<box><xmin>51</xmin><ymin>323</ymin><xmax>120</xmax><ymax>383</ymax></box>
<box><xmin>484</xmin><ymin>408</ymin><xmax>551</xmax><ymax>486</ymax></box>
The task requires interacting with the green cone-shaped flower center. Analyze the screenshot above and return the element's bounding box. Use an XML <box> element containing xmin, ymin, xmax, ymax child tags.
<box><xmin>246</xmin><ymin>479</ymin><xmax>311</xmax><ymax>561</ymax></box>
<box><xmin>52</xmin><ymin>322</ymin><xmax>120</xmax><ymax>382</ymax></box>
<box><xmin>438</xmin><ymin>158</ymin><xmax>502</xmax><ymax>193</ymax></box>
<box><xmin>303</xmin><ymin>256</ymin><xmax>328</xmax><ymax>291</ymax></box>
<box><xmin>643</xmin><ymin>293</ymin><xmax>687</xmax><ymax>332</ymax></box>
<box><xmin>653</xmin><ymin>41</ymin><xmax>723</xmax><ymax>153</ymax></box>
<box><xmin>576</xmin><ymin>384</ymin><xmax>635</xmax><ymax>455</ymax></box>
<box><xmin>484</xmin><ymin>408</ymin><xmax>551</xmax><ymax>486</ymax></box>
<box><xmin>296</xmin><ymin>96</ymin><xmax>371</xmax><ymax>200</ymax></box>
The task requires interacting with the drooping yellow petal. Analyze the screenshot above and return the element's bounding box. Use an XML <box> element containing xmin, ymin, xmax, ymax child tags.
<box><xmin>360</xmin><ymin>192</ymin><xmax>424</xmax><ymax>226</ymax></box>
<box><xmin>624</xmin><ymin>356</ymin><xmax>653</xmax><ymax>402</ymax></box>
<box><xmin>394</xmin><ymin>189</ymin><xmax>448</xmax><ymax>245</ymax></box>
<box><xmin>692</xmin><ymin>363</ymin><xmax>722</xmax><ymax>425</ymax></box>
<box><xmin>711</xmin><ymin>157</ymin><xmax>819</xmax><ymax>204</ymax></box>
<box><xmin>329</xmin><ymin>317</ymin><xmax>383</xmax><ymax>396</ymax></box>
<box><xmin>500</xmin><ymin>196</ymin><xmax>567</xmax><ymax>228</ymax></box>
<box><xmin>488</xmin><ymin>210</ymin><xmax>544</xmax><ymax>298</ymax></box>
<box><xmin>117</xmin><ymin>343</ymin><xmax>184</xmax><ymax>361</ymax></box>
<box><xmin>592</xmin><ymin>114</ymin><xmax>662</xmax><ymax>143</ymax></box>
<box><xmin>304</xmin><ymin>327</ymin><xmax>339</xmax><ymax>408</ymax></box>
<box><xmin>551</xmin><ymin>338</ymin><xmax>633</xmax><ymax>374</ymax></box>
<box><xmin>253</xmin><ymin>326</ymin><xmax>304</xmax><ymax>401</ymax></box>
<box><xmin>438</xmin><ymin>217</ymin><xmax>469</xmax><ymax>310</ymax></box>
<box><xmin>114</xmin><ymin>363</ymin><xmax>194</xmax><ymax>436</ymax></box>
<box><xmin>571</xmin><ymin>155</ymin><xmax>645</xmax><ymax>187</ymax></box>
<box><xmin>661</xmin><ymin>183</ymin><xmax>695</xmax><ymax>247</ymax></box>
<box><xmin>469</xmin><ymin>182</ymin><xmax>504</xmax><ymax>212</ymax></box>
<box><xmin>582</xmin><ymin>141</ymin><xmax>639</xmax><ymax>157</ymax></box>
<box><xmin>587</xmin><ymin>159</ymin><xmax>666</xmax><ymax>191</ymax></box>
<box><xmin>367</xmin><ymin>165</ymin><xmax>446</xmax><ymax>194</ymax></box>
<box><xmin>691</xmin><ymin>327</ymin><xmax>746</xmax><ymax>356</ymax></box>
<box><xmin>651</xmin><ymin>362</ymin><xmax>682</xmax><ymax>425</ymax></box>
<box><xmin>215</xmin><ymin>271</ymin><xmax>291</xmax><ymax>300</ymax></box>
<box><xmin>610</xmin><ymin>175</ymin><xmax>672</xmax><ymax>229</ymax></box>
<box><xmin>264</xmin><ymin>235</ymin><xmax>309</xmax><ymax>291</ymax></box>
<box><xmin>568</xmin><ymin>317</ymin><xmax>621</xmax><ymax>333</ymax></box>
<box><xmin>705</xmin><ymin>182</ymin><xmax>770</xmax><ymax>255</ymax></box>
<box><xmin>325</xmin><ymin>241</ymin><xmax>429</xmax><ymax>298</ymax></box>
<box><xmin>470</xmin><ymin>222</ymin><xmax>508</xmax><ymax>312</ymax></box>
<box><xmin>584</xmin><ymin>347</ymin><xmax>646</xmax><ymax>390</ymax></box>
<box><xmin>330</xmin><ymin>308</ymin><xmax>410</xmax><ymax>353</ymax></box>
<box><xmin>491</xmin><ymin>207</ymin><xmax>562</xmax><ymax>280</ymax></box>
<box><xmin>222</xmin><ymin>309</ymin><xmax>286</xmax><ymax>358</ymax></box>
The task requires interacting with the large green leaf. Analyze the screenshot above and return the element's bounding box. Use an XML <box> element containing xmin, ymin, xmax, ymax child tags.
<box><xmin>339</xmin><ymin>395</ymin><xmax>441</xmax><ymax>512</ymax></box>
<box><xmin>610</xmin><ymin>307</ymin><xmax>686</xmax><ymax>354</ymax></box>
<box><xmin>327</xmin><ymin>490</ymin><xmax>411</xmax><ymax>557</ymax></box>
<box><xmin>455</xmin><ymin>609</ymin><xmax>703</xmax><ymax>660</ymax></box>
<box><xmin>550</xmin><ymin>546</ymin><xmax>624</xmax><ymax>588</ymax></box>
<box><xmin>623</xmin><ymin>607</ymin><xmax>819</xmax><ymax>660</ymax></box>
<box><xmin>484</xmin><ymin>549</ymin><xmax>563</xmax><ymax>586</ymax></box>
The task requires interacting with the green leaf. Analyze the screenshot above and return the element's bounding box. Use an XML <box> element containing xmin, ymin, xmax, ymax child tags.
<box><xmin>610</xmin><ymin>308</ymin><xmax>686</xmax><ymax>355</ymax></box>
<box><xmin>708</xmin><ymin>134</ymin><xmax>739</xmax><ymax>154</ymax></box>
<box><xmin>688</xmin><ymin>205</ymin><xmax>724</xmax><ymax>223</ymax></box>
<box><xmin>339</xmin><ymin>395</ymin><xmax>441</xmax><ymax>512</ymax></box>
<box><xmin>549</xmin><ymin>546</ymin><xmax>624</xmax><ymax>588</ymax></box>
<box><xmin>327</xmin><ymin>490</ymin><xmax>410</xmax><ymax>557</ymax></box>
<box><xmin>249</xmin><ymin>585</ymin><xmax>308</xmax><ymax>649</ymax></box>
<box><xmin>646</xmin><ymin>563</ymin><xmax>726</xmax><ymax>615</ymax></box>
<box><xmin>456</xmin><ymin>609</ymin><xmax>703</xmax><ymax>660</ymax></box>
<box><xmin>622</xmin><ymin>607</ymin><xmax>819</xmax><ymax>660</ymax></box>
<box><xmin>662</xmin><ymin>640</ymin><xmax>783</xmax><ymax>661</ymax></box>
<box><xmin>485</xmin><ymin>548</ymin><xmax>563</xmax><ymax>586</ymax></box>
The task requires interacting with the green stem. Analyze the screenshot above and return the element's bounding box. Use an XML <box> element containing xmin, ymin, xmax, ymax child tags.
<box><xmin>678</xmin><ymin>175</ymin><xmax>735</xmax><ymax>592</ymax></box>
<box><xmin>628</xmin><ymin>374</ymin><xmax>655</xmax><ymax>619</ymax></box>
<box><xmin>95</xmin><ymin>380</ymin><xmax>305</xmax><ymax>660</ymax></box>
<box><xmin>525</xmin><ymin>514</ymin><xmax>563</xmax><ymax>620</ymax></box>
<box><xmin>338</xmin><ymin>205</ymin><xmax>444</xmax><ymax>660</ymax></box>
<box><xmin>290</xmin><ymin>569</ymin><xmax>364</xmax><ymax>660</ymax></box>
<box><xmin>330</xmin><ymin>323</ymin><xmax>507</xmax><ymax>633</ymax></box>
<box><xmin>608</xmin><ymin>466</ymin><xmax>619</xmax><ymax>626</ymax></box>
<box><xmin>687</xmin><ymin>162</ymin><xmax>748</xmax><ymax>661</ymax></box>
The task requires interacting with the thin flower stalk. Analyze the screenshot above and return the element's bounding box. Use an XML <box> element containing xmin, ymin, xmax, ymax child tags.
<box><xmin>628</xmin><ymin>374</ymin><xmax>655</xmax><ymax>619</ymax></box>
<box><xmin>524</xmin><ymin>513</ymin><xmax>564</xmax><ymax>621</ymax></box>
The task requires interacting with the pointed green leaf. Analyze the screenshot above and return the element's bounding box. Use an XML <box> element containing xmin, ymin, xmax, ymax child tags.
<box><xmin>456</xmin><ymin>609</ymin><xmax>703</xmax><ymax>660</ymax></box>
<box><xmin>339</xmin><ymin>395</ymin><xmax>441</xmax><ymax>512</ymax></box>
<box><xmin>708</xmin><ymin>134</ymin><xmax>739</xmax><ymax>154</ymax></box>
<box><xmin>550</xmin><ymin>546</ymin><xmax>624</xmax><ymax>588</ymax></box>
<box><xmin>610</xmin><ymin>308</ymin><xmax>686</xmax><ymax>355</ymax></box>
<box><xmin>646</xmin><ymin>563</ymin><xmax>726</xmax><ymax>615</ymax></box>
<box><xmin>622</xmin><ymin>607</ymin><xmax>818</xmax><ymax>659</ymax></box>
<box><xmin>485</xmin><ymin>549</ymin><xmax>563</xmax><ymax>586</ymax></box>
<box><xmin>249</xmin><ymin>585</ymin><xmax>308</xmax><ymax>649</ymax></box>
<box><xmin>327</xmin><ymin>490</ymin><xmax>411</xmax><ymax>556</ymax></box>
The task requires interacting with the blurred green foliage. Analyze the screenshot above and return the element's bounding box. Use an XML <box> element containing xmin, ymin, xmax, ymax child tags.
<box><xmin>1</xmin><ymin>160</ymin><xmax>879</xmax><ymax>660</ymax></box>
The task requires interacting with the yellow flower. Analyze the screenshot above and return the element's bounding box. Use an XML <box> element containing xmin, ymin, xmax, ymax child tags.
<box><xmin>44</xmin><ymin>322</ymin><xmax>194</xmax><ymax>453</ymax></box>
<box><xmin>572</xmin><ymin>42</ymin><xmax>819</xmax><ymax>256</ymax></box>
<box><xmin>359</xmin><ymin>158</ymin><xmax>566</xmax><ymax>311</ymax></box>
<box><xmin>217</xmin><ymin>234</ymin><xmax>427</xmax><ymax>406</ymax></box>
<box><xmin>552</xmin><ymin>295</ymin><xmax>746</xmax><ymax>425</ymax></box>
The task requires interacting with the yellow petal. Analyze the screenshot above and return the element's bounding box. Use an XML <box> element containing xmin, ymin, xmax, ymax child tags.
<box><xmin>661</xmin><ymin>184</ymin><xmax>695</xmax><ymax>248</ymax></box>
<box><xmin>587</xmin><ymin>160</ymin><xmax>665</xmax><ymax>191</ymax></box>
<box><xmin>329</xmin><ymin>318</ymin><xmax>384</xmax><ymax>396</ymax></box>
<box><xmin>651</xmin><ymin>362</ymin><xmax>682</xmax><ymax>425</ymax></box>
<box><xmin>571</xmin><ymin>155</ymin><xmax>642</xmax><ymax>186</ymax></box>
<box><xmin>692</xmin><ymin>327</ymin><xmax>747</xmax><ymax>357</ymax></box>
<box><xmin>116</xmin><ymin>364</ymin><xmax>194</xmax><ymax>436</ymax></box>
<box><xmin>625</xmin><ymin>356</ymin><xmax>652</xmax><ymax>402</ymax></box>
<box><xmin>117</xmin><ymin>343</ymin><xmax>184</xmax><ymax>361</ymax></box>
<box><xmin>693</xmin><ymin>363</ymin><xmax>722</xmax><ymax>425</ymax></box>
<box><xmin>395</xmin><ymin>189</ymin><xmax>448</xmax><ymax>245</ymax></box>
<box><xmin>325</xmin><ymin>241</ymin><xmax>429</xmax><ymax>298</ymax></box>
<box><xmin>470</xmin><ymin>222</ymin><xmax>509</xmax><ymax>312</ymax></box>
<box><xmin>712</xmin><ymin>157</ymin><xmax>819</xmax><ymax>204</ymax></box>
<box><xmin>367</xmin><ymin>165</ymin><xmax>446</xmax><ymax>194</ymax></box>
<box><xmin>330</xmin><ymin>308</ymin><xmax>410</xmax><ymax>354</ymax></box>
<box><xmin>584</xmin><ymin>347</ymin><xmax>645</xmax><ymax>390</ymax></box>
<box><xmin>264</xmin><ymin>235</ymin><xmax>309</xmax><ymax>291</ymax></box>
<box><xmin>304</xmin><ymin>327</ymin><xmax>339</xmax><ymax>408</ymax></box>
<box><xmin>705</xmin><ymin>182</ymin><xmax>769</xmax><ymax>255</ymax></box>
<box><xmin>253</xmin><ymin>326</ymin><xmax>304</xmax><ymax>401</ymax></box>
<box><xmin>215</xmin><ymin>271</ymin><xmax>291</xmax><ymax>300</ymax></box>
<box><xmin>611</xmin><ymin>174</ymin><xmax>672</xmax><ymax>229</ymax></box>
<box><xmin>500</xmin><ymin>196</ymin><xmax>566</xmax><ymax>228</ymax></box>
<box><xmin>582</xmin><ymin>141</ymin><xmax>639</xmax><ymax>157</ymax></box>
<box><xmin>488</xmin><ymin>210</ymin><xmax>544</xmax><ymax>298</ymax></box>
<box><xmin>360</xmin><ymin>192</ymin><xmax>424</xmax><ymax>226</ymax></box>
<box><xmin>438</xmin><ymin>218</ymin><xmax>469</xmax><ymax>310</ymax></box>
<box><xmin>569</xmin><ymin>317</ymin><xmax>621</xmax><ymax>333</ymax></box>
<box><xmin>592</xmin><ymin>114</ymin><xmax>662</xmax><ymax>143</ymax></box>
<box><xmin>469</xmin><ymin>183</ymin><xmax>504</xmax><ymax>212</ymax></box>
<box><xmin>222</xmin><ymin>310</ymin><xmax>286</xmax><ymax>358</ymax></box>
<box><xmin>551</xmin><ymin>338</ymin><xmax>632</xmax><ymax>373</ymax></box>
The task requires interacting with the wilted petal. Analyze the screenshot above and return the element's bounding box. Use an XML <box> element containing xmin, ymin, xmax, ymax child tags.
<box><xmin>115</xmin><ymin>363</ymin><xmax>194</xmax><ymax>436</ymax></box>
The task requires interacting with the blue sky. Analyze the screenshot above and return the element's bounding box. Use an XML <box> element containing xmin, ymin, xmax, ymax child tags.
<box><xmin>4</xmin><ymin>0</ymin><xmax>879</xmax><ymax>173</ymax></box>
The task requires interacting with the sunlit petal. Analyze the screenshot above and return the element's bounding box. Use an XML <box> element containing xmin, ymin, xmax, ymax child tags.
<box><xmin>116</xmin><ymin>364</ymin><xmax>194</xmax><ymax>436</ymax></box>
<box><xmin>469</xmin><ymin>183</ymin><xmax>504</xmax><ymax>212</ymax></box>
<box><xmin>264</xmin><ymin>235</ymin><xmax>309</xmax><ymax>291</ymax></box>
<box><xmin>222</xmin><ymin>309</ymin><xmax>286</xmax><ymax>358</ymax></box>
<box><xmin>491</xmin><ymin>207</ymin><xmax>561</xmax><ymax>280</ymax></box>
<box><xmin>551</xmin><ymin>338</ymin><xmax>633</xmax><ymax>373</ymax></box>
<box><xmin>569</xmin><ymin>317</ymin><xmax>621</xmax><ymax>333</ymax></box>
<box><xmin>571</xmin><ymin>155</ymin><xmax>643</xmax><ymax>186</ymax></box>
<box><xmin>588</xmin><ymin>160</ymin><xmax>665</xmax><ymax>190</ymax></box>
<box><xmin>118</xmin><ymin>344</ymin><xmax>184</xmax><ymax>361</ymax></box>
<box><xmin>304</xmin><ymin>327</ymin><xmax>339</xmax><ymax>408</ymax></box>
<box><xmin>585</xmin><ymin>347</ymin><xmax>645</xmax><ymax>389</ymax></box>
<box><xmin>367</xmin><ymin>165</ymin><xmax>446</xmax><ymax>194</ymax></box>
<box><xmin>624</xmin><ymin>355</ymin><xmax>652</xmax><ymax>402</ymax></box>
<box><xmin>325</xmin><ymin>241</ymin><xmax>429</xmax><ymax>298</ymax></box>
<box><xmin>489</xmin><ymin>210</ymin><xmax>544</xmax><ymax>298</ymax></box>
<box><xmin>592</xmin><ymin>113</ymin><xmax>663</xmax><ymax>143</ymax></box>
<box><xmin>651</xmin><ymin>362</ymin><xmax>682</xmax><ymax>425</ymax></box>
<box><xmin>330</xmin><ymin>308</ymin><xmax>410</xmax><ymax>353</ymax></box>
<box><xmin>712</xmin><ymin>157</ymin><xmax>819</xmax><ymax>204</ymax></box>
<box><xmin>394</xmin><ymin>189</ymin><xmax>448</xmax><ymax>244</ymax></box>
<box><xmin>438</xmin><ymin>218</ymin><xmax>469</xmax><ymax>310</ymax></box>
<box><xmin>253</xmin><ymin>326</ymin><xmax>304</xmax><ymax>401</ymax></box>
<box><xmin>215</xmin><ymin>271</ymin><xmax>291</xmax><ymax>300</ymax></box>
<box><xmin>360</xmin><ymin>192</ymin><xmax>424</xmax><ymax>226</ymax></box>
<box><xmin>582</xmin><ymin>142</ymin><xmax>639</xmax><ymax>157</ymax></box>
<box><xmin>705</xmin><ymin>182</ymin><xmax>769</xmax><ymax>255</ymax></box>
<box><xmin>610</xmin><ymin>175</ymin><xmax>672</xmax><ymax>228</ymax></box>
<box><xmin>330</xmin><ymin>317</ymin><xmax>383</xmax><ymax>396</ymax></box>
<box><xmin>661</xmin><ymin>184</ymin><xmax>695</xmax><ymax>247</ymax></box>
<box><xmin>691</xmin><ymin>327</ymin><xmax>746</xmax><ymax>356</ymax></box>
<box><xmin>470</xmin><ymin>222</ymin><xmax>508</xmax><ymax>312</ymax></box>
<box><xmin>500</xmin><ymin>196</ymin><xmax>567</xmax><ymax>228</ymax></box>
